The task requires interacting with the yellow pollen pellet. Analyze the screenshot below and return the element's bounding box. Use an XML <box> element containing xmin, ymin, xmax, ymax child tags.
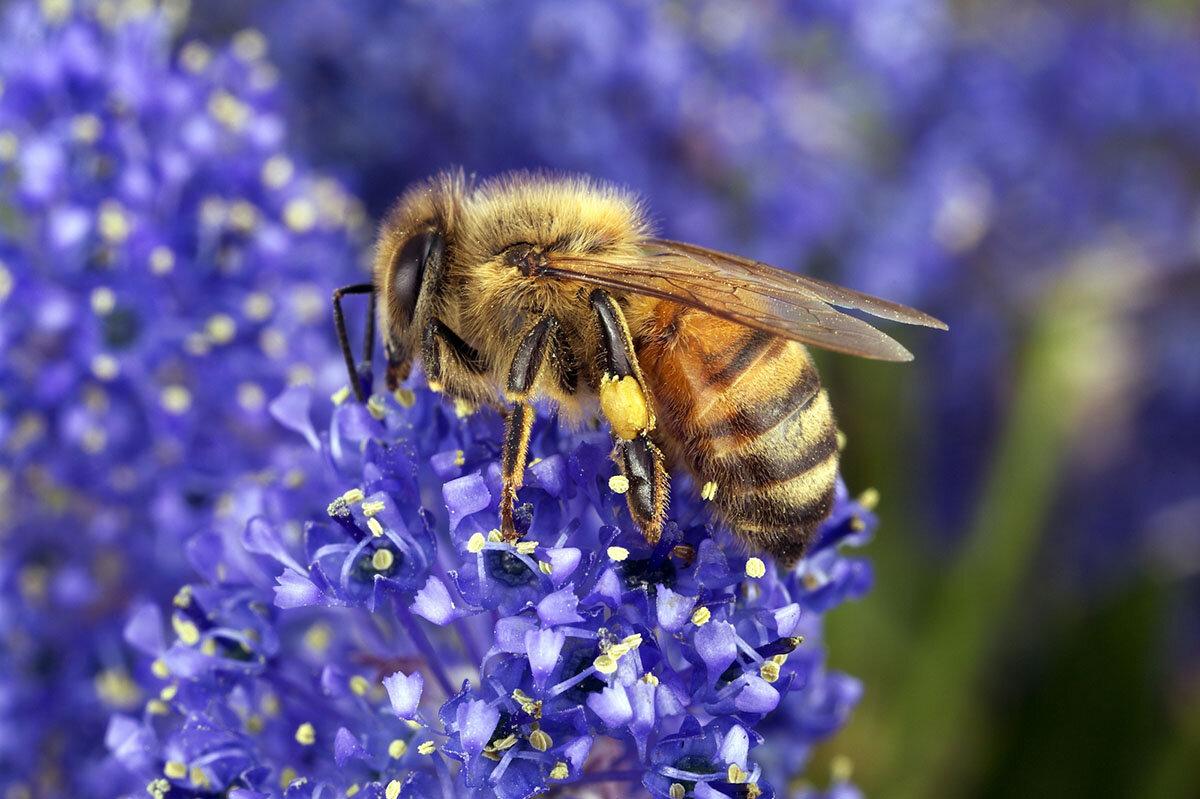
<box><xmin>857</xmin><ymin>487</ymin><xmax>880</xmax><ymax>510</ymax></box>
<box><xmin>349</xmin><ymin>675</ymin><xmax>370</xmax><ymax>695</ymax></box>
<box><xmin>163</xmin><ymin>761</ymin><xmax>188</xmax><ymax>779</ymax></box>
<box><xmin>90</xmin><ymin>286</ymin><xmax>116</xmax><ymax>315</ymax></box>
<box><xmin>669</xmin><ymin>783</ymin><xmax>686</xmax><ymax>799</ymax></box>
<box><xmin>538</xmin><ymin>561</ymin><xmax>553</xmax><ymax>575</ymax></box>
<box><xmin>342</xmin><ymin>488</ymin><xmax>365</xmax><ymax>504</ymax></box>
<box><xmin>608</xmin><ymin>474</ymin><xmax>629</xmax><ymax>494</ymax></box>
<box><xmin>417</xmin><ymin>741</ymin><xmax>436</xmax><ymax>755</ymax></box>
<box><xmin>172</xmin><ymin>616</ymin><xmax>200</xmax><ymax>646</ymax></box>
<box><xmin>331</xmin><ymin>386</ymin><xmax>351</xmax><ymax>405</ymax></box>
<box><xmin>760</xmin><ymin>661</ymin><xmax>780</xmax><ymax>683</ymax></box>
<box><xmin>362</xmin><ymin>500</ymin><xmax>386</xmax><ymax>517</ymax></box>
<box><xmin>467</xmin><ymin>533</ymin><xmax>487</xmax><ymax>553</ymax></box>
<box><xmin>691</xmin><ymin>606</ymin><xmax>712</xmax><ymax>626</ymax></box>
<box><xmin>371</xmin><ymin>549</ymin><xmax>394</xmax><ymax>571</ymax></box>
<box><xmin>599</xmin><ymin>374</ymin><xmax>650</xmax><ymax>440</ymax></box>
<box><xmin>295</xmin><ymin>722</ymin><xmax>315</xmax><ymax>745</ymax></box>
<box><xmin>367</xmin><ymin>518</ymin><xmax>384</xmax><ymax>538</ymax></box>
<box><xmin>88</xmin><ymin>352</ymin><xmax>118</xmax><ymax>381</ymax></box>
<box><xmin>160</xmin><ymin>385</ymin><xmax>192</xmax><ymax>415</ymax></box>
<box><xmin>701</xmin><ymin>480</ymin><xmax>718</xmax><ymax>501</ymax></box>
<box><xmin>607</xmin><ymin>546</ymin><xmax>629</xmax><ymax>561</ymax></box>
<box><xmin>388</xmin><ymin>738</ymin><xmax>408</xmax><ymax>759</ymax></box>
<box><xmin>529</xmin><ymin>729</ymin><xmax>552</xmax><ymax>751</ymax></box>
<box><xmin>550</xmin><ymin>762</ymin><xmax>569</xmax><ymax>780</ymax></box>
<box><xmin>593</xmin><ymin>654</ymin><xmax>618</xmax><ymax>675</ymax></box>
<box><xmin>385</xmin><ymin>780</ymin><xmax>401</xmax><ymax>799</ymax></box>
<box><xmin>745</xmin><ymin>557</ymin><xmax>766</xmax><ymax>579</ymax></box>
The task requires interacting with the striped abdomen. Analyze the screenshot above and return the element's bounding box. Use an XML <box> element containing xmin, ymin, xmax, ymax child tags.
<box><xmin>638</xmin><ymin>305</ymin><xmax>838</xmax><ymax>564</ymax></box>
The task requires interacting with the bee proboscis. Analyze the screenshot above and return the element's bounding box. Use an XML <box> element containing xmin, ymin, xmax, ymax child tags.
<box><xmin>332</xmin><ymin>170</ymin><xmax>945</xmax><ymax>564</ymax></box>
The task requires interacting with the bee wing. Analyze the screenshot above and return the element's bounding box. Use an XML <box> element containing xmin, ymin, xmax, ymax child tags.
<box><xmin>542</xmin><ymin>237</ymin><xmax>947</xmax><ymax>362</ymax></box>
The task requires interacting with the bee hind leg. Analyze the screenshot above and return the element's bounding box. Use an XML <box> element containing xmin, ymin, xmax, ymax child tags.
<box><xmin>499</xmin><ymin>316</ymin><xmax>574</xmax><ymax>540</ymax></box>
<box><xmin>589</xmin><ymin>289</ymin><xmax>670</xmax><ymax>544</ymax></box>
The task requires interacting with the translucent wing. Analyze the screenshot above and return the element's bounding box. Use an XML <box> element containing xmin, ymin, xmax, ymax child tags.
<box><xmin>542</xmin><ymin>237</ymin><xmax>947</xmax><ymax>361</ymax></box>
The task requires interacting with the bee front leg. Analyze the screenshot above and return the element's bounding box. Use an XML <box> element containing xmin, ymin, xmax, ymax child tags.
<box><xmin>332</xmin><ymin>282</ymin><xmax>377</xmax><ymax>403</ymax></box>
<box><xmin>589</xmin><ymin>290</ymin><xmax>669</xmax><ymax>544</ymax></box>
<box><xmin>499</xmin><ymin>315</ymin><xmax>573</xmax><ymax>540</ymax></box>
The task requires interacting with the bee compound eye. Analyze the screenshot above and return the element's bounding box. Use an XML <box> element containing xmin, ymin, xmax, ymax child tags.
<box><xmin>391</xmin><ymin>229</ymin><xmax>442</xmax><ymax>320</ymax></box>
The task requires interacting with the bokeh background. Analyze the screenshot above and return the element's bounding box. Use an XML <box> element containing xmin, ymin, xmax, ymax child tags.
<box><xmin>3</xmin><ymin>0</ymin><xmax>1198</xmax><ymax>797</ymax></box>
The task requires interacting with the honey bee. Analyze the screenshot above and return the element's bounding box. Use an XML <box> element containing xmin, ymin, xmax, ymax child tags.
<box><xmin>333</xmin><ymin>170</ymin><xmax>945</xmax><ymax>564</ymax></box>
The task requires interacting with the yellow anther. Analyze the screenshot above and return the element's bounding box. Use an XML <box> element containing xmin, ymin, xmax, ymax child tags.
<box><xmin>850</xmin><ymin>516</ymin><xmax>867</xmax><ymax>532</ymax></box>
<box><xmin>172</xmin><ymin>616</ymin><xmax>200</xmax><ymax>646</ymax></box>
<box><xmin>367</xmin><ymin>518</ymin><xmax>384</xmax><ymax>538</ymax></box>
<box><xmin>147</xmin><ymin>779</ymin><xmax>170</xmax><ymax>799</ymax></box>
<box><xmin>0</xmin><ymin>260</ymin><xmax>12</xmax><ymax>302</ymax></box>
<box><xmin>728</xmin><ymin>763</ymin><xmax>748</xmax><ymax>783</ymax></box>
<box><xmin>350</xmin><ymin>675</ymin><xmax>370</xmax><ymax>695</ymax></box>
<box><xmin>593</xmin><ymin>654</ymin><xmax>618</xmax><ymax>675</ymax></box>
<box><xmin>151</xmin><ymin>659</ymin><xmax>170</xmax><ymax>679</ymax></box>
<box><xmin>454</xmin><ymin>398</ymin><xmax>474</xmax><ymax>418</ymax></box>
<box><xmin>394</xmin><ymin>388</ymin><xmax>416</xmax><ymax>407</ymax></box>
<box><xmin>346</xmin><ymin>784</ymin><xmax>360</xmax><ymax>797</ymax></box>
<box><xmin>173</xmin><ymin>585</ymin><xmax>193</xmax><ymax>608</ymax></box>
<box><xmin>467</xmin><ymin>533</ymin><xmax>487</xmax><ymax>553</ymax></box>
<box><xmin>232</xmin><ymin>28</ymin><xmax>267</xmax><ymax>61</ymax></box>
<box><xmin>149</xmin><ymin>246</ymin><xmax>174</xmax><ymax>274</ymax></box>
<box><xmin>691</xmin><ymin>606</ymin><xmax>712</xmax><ymax>626</ymax></box>
<box><xmin>261</xmin><ymin>155</ymin><xmax>294</xmax><ymax>189</ymax></box>
<box><xmin>278</xmin><ymin>767</ymin><xmax>297</xmax><ymax>788</ymax></box>
<box><xmin>515</xmin><ymin>540</ymin><xmax>538</xmax><ymax>556</ymax></box>
<box><xmin>208</xmin><ymin>90</ymin><xmax>250</xmax><ymax>131</ymax></box>
<box><xmin>371</xmin><ymin>549</ymin><xmax>394</xmax><ymax>571</ymax></box>
<box><xmin>342</xmin><ymin>488</ymin><xmax>365</xmax><ymax>504</ymax></box>
<box><xmin>622</xmin><ymin>633</ymin><xmax>644</xmax><ymax>648</ymax></box>
<box><xmin>746</xmin><ymin>782</ymin><xmax>763</xmax><ymax>798</ymax></box>
<box><xmin>190</xmin><ymin>767</ymin><xmax>211</xmax><ymax>789</ymax></box>
<box><xmin>701</xmin><ymin>480</ymin><xmax>719</xmax><ymax>501</ymax></box>
<box><xmin>87</xmin><ymin>353</ymin><xmax>116</xmax><ymax>381</ymax></box>
<box><xmin>745</xmin><ymin>557</ymin><xmax>766</xmax><ymax>579</ymax></box>
<box><xmin>238</xmin><ymin>382</ymin><xmax>266</xmax><ymax>412</ymax></box>
<box><xmin>284</xmin><ymin>197</ymin><xmax>317</xmax><ymax>233</ymax></box>
<box><xmin>228</xmin><ymin>201</ymin><xmax>258</xmax><ymax>231</ymax></box>
<box><xmin>385</xmin><ymin>780</ymin><xmax>401</xmax><ymax>799</ymax></box>
<box><xmin>388</xmin><ymin>738</ymin><xmax>408</xmax><ymax>758</ymax></box>
<box><xmin>362</xmin><ymin>500</ymin><xmax>386</xmax><ymax>517</ymax></box>
<box><xmin>857</xmin><ymin>487</ymin><xmax>880</xmax><ymax>510</ymax></box>
<box><xmin>206</xmin><ymin>313</ymin><xmax>237</xmax><ymax>344</ymax></box>
<box><xmin>163</xmin><ymin>761</ymin><xmax>188</xmax><ymax>779</ymax></box>
<box><xmin>760</xmin><ymin>661</ymin><xmax>780</xmax><ymax>683</ymax></box>
<box><xmin>97</xmin><ymin>200</ymin><xmax>130</xmax><ymax>242</ymax></box>
<box><xmin>608</xmin><ymin>642</ymin><xmax>632</xmax><ymax>658</ymax></box>
<box><xmin>246</xmin><ymin>715</ymin><xmax>264</xmax><ymax>733</ymax></box>
<box><xmin>538</xmin><ymin>561</ymin><xmax>553</xmax><ymax>575</ymax></box>
<box><xmin>367</xmin><ymin>395</ymin><xmax>387</xmax><ymax>419</ymax></box>
<box><xmin>453</xmin><ymin>449</ymin><xmax>466</xmax><ymax>467</ymax></box>
<box><xmin>160</xmin><ymin>385</ymin><xmax>192</xmax><ymax>415</ymax></box>
<box><xmin>146</xmin><ymin>699</ymin><xmax>169</xmax><ymax>715</ymax></box>
<box><xmin>608</xmin><ymin>475</ymin><xmax>630</xmax><ymax>494</ymax></box>
<box><xmin>836</xmin><ymin>429</ymin><xmax>848</xmax><ymax>451</ymax></box>
<box><xmin>70</xmin><ymin>113</ymin><xmax>102</xmax><ymax>143</ymax></box>
<box><xmin>529</xmin><ymin>729</ymin><xmax>553</xmax><ymax>752</ymax></box>
<box><xmin>180</xmin><ymin>41</ymin><xmax>211</xmax><ymax>73</ymax></box>
<box><xmin>243</xmin><ymin>291</ymin><xmax>274</xmax><ymax>320</ymax></box>
<box><xmin>641</xmin><ymin>672</ymin><xmax>659</xmax><ymax>686</ymax></box>
<box><xmin>90</xmin><ymin>286</ymin><xmax>116</xmax><ymax>315</ymax></box>
<box><xmin>331</xmin><ymin>386</ymin><xmax>351</xmax><ymax>405</ymax></box>
<box><xmin>831</xmin><ymin>754</ymin><xmax>854</xmax><ymax>782</ymax></box>
<box><xmin>607</xmin><ymin>546</ymin><xmax>630</xmax><ymax>561</ymax></box>
<box><xmin>490</xmin><ymin>733</ymin><xmax>518</xmax><ymax>751</ymax></box>
<box><xmin>669</xmin><ymin>783</ymin><xmax>686</xmax><ymax>799</ymax></box>
<box><xmin>550</xmin><ymin>762</ymin><xmax>569</xmax><ymax>780</ymax></box>
<box><xmin>487</xmin><ymin>529</ymin><xmax>503</xmax><ymax>542</ymax></box>
<box><xmin>200</xmin><ymin>638</ymin><xmax>217</xmax><ymax>656</ymax></box>
<box><xmin>160</xmin><ymin>684</ymin><xmax>178</xmax><ymax>701</ymax></box>
<box><xmin>417</xmin><ymin>741</ymin><xmax>436</xmax><ymax>755</ymax></box>
<box><xmin>599</xmin><ymin>375</ymin><xmax>650</xmax><ymax>440</ymax></box>
<box><xmin>295</xmin><ymin>722</ymin><xmax>315</xmax><ymax>745</ymax></box>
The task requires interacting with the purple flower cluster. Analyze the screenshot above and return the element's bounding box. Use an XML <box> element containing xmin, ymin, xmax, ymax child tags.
<box><xmin>0</xmin><ymin>2</ymin><xmax>361</xmax><ymax>792</ymax></box>
<box><xmin>109</xmin><ymin>382</ymin><xmax>875</xmax><ymax>798</ymax></box>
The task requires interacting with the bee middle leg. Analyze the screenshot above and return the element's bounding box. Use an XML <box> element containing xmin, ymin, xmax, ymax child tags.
<box><xmin>589</xmin><ymin>289</ymin><xmax>669</xmax><ymax>544</ymax></box>
<box><xmin>499</xmin><ymin>315</ymin><xmax>577</xmax><ymax>540</ymax></box>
